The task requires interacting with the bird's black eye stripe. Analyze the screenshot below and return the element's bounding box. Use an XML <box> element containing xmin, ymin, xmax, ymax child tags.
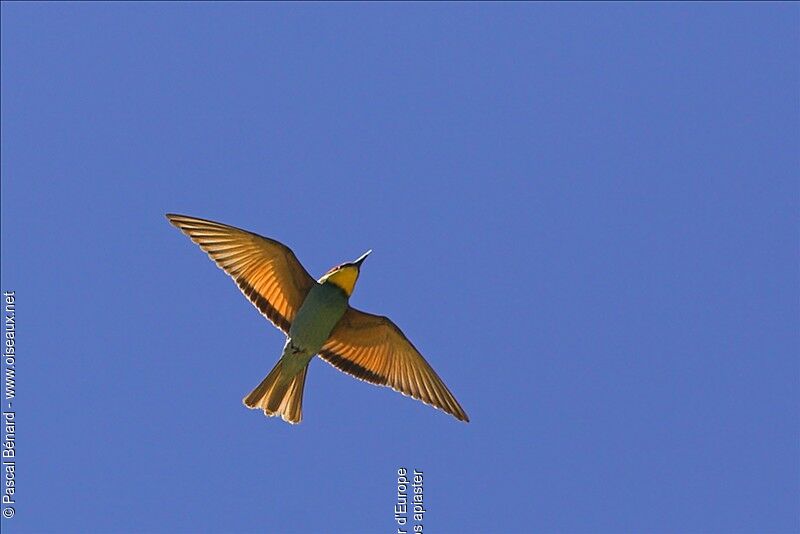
<box><xmin>319</xmin><ymin>350</ymin><xmax>387</xmax><ymax>385</ymax></box>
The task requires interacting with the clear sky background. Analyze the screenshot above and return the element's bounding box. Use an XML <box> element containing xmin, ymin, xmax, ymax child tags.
<box><xmin>1</xmin><ymin>3</ymin><xmax>798</xmax><ymax>533</ymax></box>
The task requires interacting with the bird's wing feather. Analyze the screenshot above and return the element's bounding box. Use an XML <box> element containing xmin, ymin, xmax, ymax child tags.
<box><xmin>319</xmin><ymin>307</ymin><xmax>469</xmax><ymax>422</ymax></box>
<box><xmin>166</xmin><ymin>214</ymin><xmax>315</xmax><ymax>332</ymax></box>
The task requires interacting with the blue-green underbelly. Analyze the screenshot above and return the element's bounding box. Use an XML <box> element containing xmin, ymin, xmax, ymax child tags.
<box><xmin>288</xmin><ymin>282</ymin><xmax>349</xmax><ymax>354</ymax></box>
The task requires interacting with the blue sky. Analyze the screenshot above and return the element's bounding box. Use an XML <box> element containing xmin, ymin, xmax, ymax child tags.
<box><xmin>1</xmin><ymin>3</ymin><xmax>797</xmax><ymax>533</ymax></box>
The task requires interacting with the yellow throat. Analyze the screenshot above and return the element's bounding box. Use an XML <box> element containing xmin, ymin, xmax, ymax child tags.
<box><xmin>319</xmin><ymin>265</ymin><xmax>360</xmax><ymax>296</ymax></box>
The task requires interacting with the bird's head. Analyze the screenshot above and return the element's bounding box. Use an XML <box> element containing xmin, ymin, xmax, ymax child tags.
<box><xmin>318</xmin><ymin>250</ymin><xmax>372</xmax><ymax>297</ymax></box>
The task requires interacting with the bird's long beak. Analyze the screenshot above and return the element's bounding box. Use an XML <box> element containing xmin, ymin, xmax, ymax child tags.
<box><xmin>353</xmin><ymin>249</ymin><xmax>372</xmax><ymax>268</ymax></box>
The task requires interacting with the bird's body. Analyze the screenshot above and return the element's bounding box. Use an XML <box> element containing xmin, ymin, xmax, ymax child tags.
<box><xmin>166</xmin><ymin>214</ymin><xmax>468</xmax><ymax>424</ymax></box>
<box><xmin>283</xmin><ymin>282</ymin><xmax>350</xmax><ymax>377</ymax></box>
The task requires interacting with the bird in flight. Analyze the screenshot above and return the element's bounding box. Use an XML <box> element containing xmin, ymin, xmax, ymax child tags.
<box><xmin>166</xmin><ymin>214</ymin><xmax>469</xmax><ymax>424</ymax></box>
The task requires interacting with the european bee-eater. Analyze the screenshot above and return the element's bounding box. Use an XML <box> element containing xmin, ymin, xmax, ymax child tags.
<box><xmin>166</xmin><ymin>214</ymin><xmax>469</xmax><ymax>424</ymax></box>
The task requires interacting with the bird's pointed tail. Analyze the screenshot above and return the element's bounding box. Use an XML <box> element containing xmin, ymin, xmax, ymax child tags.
<box><xmin>243</xmin><ymin>360</ymin><xmax>308</xmax><ymax>424</ymax></box>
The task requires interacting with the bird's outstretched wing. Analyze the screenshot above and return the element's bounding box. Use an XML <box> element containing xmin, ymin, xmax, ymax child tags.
<box><xmin>319</xmin><ymin>308</ymin><xmax>469</xmax><ymax>422</ymax></box>
<box><xmin>166</xmin><ymin>214</ymin><xmax>315</xmax><ymax>333</ymax></box>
